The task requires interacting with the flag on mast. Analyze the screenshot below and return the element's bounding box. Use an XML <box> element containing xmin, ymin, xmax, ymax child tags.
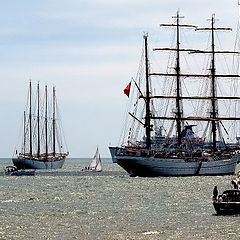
<box><xmin>124</xmin><ymin>82</ymin><xmax>131</xmax><ymax>97</ymax></box>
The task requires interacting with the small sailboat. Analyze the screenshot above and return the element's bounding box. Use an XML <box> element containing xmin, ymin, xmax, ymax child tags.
<box><xmin>83</xmin><ymin>147</ymin><xmax>102</xmax><ymax>172</ymax></box>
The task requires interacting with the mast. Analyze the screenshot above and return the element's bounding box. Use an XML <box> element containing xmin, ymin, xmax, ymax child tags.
<box><xmin>196</xmin><ymin>14</ymin><xmax>232</xmax><ymax>152</ymax></box>
<box><xmin>45</xmin><ymin>85</ymin><xmax>48</xmax><ymax>159</ymax></box>
<box><xmin>210</xmin><ymin>15</ymin><xmax>217</xmax><ymax>152</ymax></box>
<box><xmin>37</xmin><ymin>82</ymin><xmax>40</xmax><ymax>158</ymax></box>
<box><xmin>53</xmin><ymin>86</ymin><xmax>56</xmax><ymax>156</ymax></box>
<box><xmin>152</xmin><ymin>13</ymin><xmax>239</xmax><ymax>151</ymax></box>
<box><xmin>23</xmin><ymin>111</ymin><xmax>26</xmax><ymax>156</ymax></box>
<box><xmin>29</xmin><ymin>81</ymin><xmax>33</xmax><ymax>158</ymax></box>
<box><xmin>155</xmin><ymin>11</ymin><xmax>197</xmax><ymax>147</ymax></box>
<box><xmin>144</xmin><ymin>34</ymin><xmax>151</xmax><ymax>149</ymax></box>
<box><xmin>175</xmin><ymin>11</ymin><xmax>182</xmax><ymax>147</ymax></box>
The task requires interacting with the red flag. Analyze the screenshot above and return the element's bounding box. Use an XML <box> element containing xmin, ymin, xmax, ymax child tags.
<box><xmin>124</xmin><ymin>82</ymin><xmax>131</xmax><ymax>97</ymax></box>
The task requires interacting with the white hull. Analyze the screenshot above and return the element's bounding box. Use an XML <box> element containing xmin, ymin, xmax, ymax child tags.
<box><xmin>12</xmin><ymin>157</ymin><xmax>65</xmax><ymax>169</ymax></box>
<box><xmin>115</xmin><ymin>155</ymin><xmax>240</xmax><ymax>177</ymax></box>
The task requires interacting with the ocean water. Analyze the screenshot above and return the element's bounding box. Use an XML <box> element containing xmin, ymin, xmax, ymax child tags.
<box><xmin>0</xmin><ymin>158</ymin><xmax>240</xmax><ymax>240</ymax></box>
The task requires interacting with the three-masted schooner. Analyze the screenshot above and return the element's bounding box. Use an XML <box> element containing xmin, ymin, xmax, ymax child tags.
<box><xmin>110</xmin><ymin>12</ymin><xmax>240</xmax><ymax>177</ymax></box>
<box><xmin>12</xmin><ymin>82</ymin><xmax>69</xmax><ymax>169</ymax></box>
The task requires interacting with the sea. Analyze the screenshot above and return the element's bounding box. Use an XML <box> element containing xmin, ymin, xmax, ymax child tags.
<box><xmin>0</xmin><ymin>158</ymin><xmax>240</xmax><ymax>240</ymax></box>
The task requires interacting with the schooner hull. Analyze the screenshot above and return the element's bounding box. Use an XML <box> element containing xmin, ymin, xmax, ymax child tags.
<box><xmin>115</xmin><ymin>155</ymin><xmax>239</xmax><ymax>177</ymax></box>
<box><xmin>12</xmin><ymin>157</ymin><xmax>65</xmax><ymax>170</ymax></box>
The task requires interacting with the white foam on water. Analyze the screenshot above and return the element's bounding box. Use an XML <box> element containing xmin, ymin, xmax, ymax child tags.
<box><xmin>142</xmin><ymin>231</ymin><xmax>159</xmax><ymax>235</ymax></box>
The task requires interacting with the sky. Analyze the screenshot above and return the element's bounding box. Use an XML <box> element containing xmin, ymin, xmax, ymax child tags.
<box><xmin>0</xmin><ymin>0</ymin><xmax>240</xmax><ymax>158</ymax></box>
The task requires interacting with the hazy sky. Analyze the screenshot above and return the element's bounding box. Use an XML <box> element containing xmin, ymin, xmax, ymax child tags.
<box><xmin>0</xmin><ymin>0</ymin><xmax>239</xmax><ymax>158</ymax></box>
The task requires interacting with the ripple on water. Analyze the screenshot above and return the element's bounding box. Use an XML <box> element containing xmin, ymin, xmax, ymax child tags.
<box><xmin>0</xmin><ymin>159</ymin><xmax>239</xmax><ymax>239</ymax></box>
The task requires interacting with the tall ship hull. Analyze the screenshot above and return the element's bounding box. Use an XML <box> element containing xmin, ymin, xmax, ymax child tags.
<box><xmin>109</xmin><ymin>146</ymin><xmax>119</xmax><ymax>163</ymax></box>
<box><xmin>116</xmin><ymin>155</ymin><xmax>239</xmax><ymax>177</ymax></box>
<box><xmin>12</xmin><ymin>157</ymin><xmax>65</xmax><ymax>170</ymax></box>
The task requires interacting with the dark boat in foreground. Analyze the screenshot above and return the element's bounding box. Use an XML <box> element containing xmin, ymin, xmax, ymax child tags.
<box><xmin>213</xmin><ymin>189</ymin><xmax>240</xmax><ymax>215</ymax></box>
<box><xmin>213</xmin><ymin>171</ymin><xmax>240</xmax><ymax>215</ymax></box>
<box><xmin>4</xmin><ymin>166</ymin><xmax>35</xmax><ymax>176</ymax></box>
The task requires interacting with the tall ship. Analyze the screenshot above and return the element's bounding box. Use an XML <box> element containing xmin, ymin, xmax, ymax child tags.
<box><xmin>110</xmin><ymin>12</ymin><xmax>240</xmax><ymax>177</ymax></box>
<box><xmin>12</xmin><ymin>82</ymin><xmax>69</xmax><ymax>169</ymax></box>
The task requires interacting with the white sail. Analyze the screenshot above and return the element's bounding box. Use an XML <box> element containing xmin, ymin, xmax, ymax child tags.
<box><xmin>86</xmin><ymin>147</ymin><xmax>102</xmax><ymax>172</ymax></box>
<box><xmin>95</xmin><ymin>154</ymin><xmax>102</xmax><ymax>172</ymax></box>
<box><xmin>89</xmin><ymin>147</ymin><xmax>99</xmax><ymax>169</ymax></box>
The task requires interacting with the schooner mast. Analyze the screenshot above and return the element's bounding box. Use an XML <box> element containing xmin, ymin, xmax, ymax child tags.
<box><xmin>53</xmin><ymin>86</ymin><xmax>56</xmax><ymax>156</ymax></box>
<box><xmin>45</xmin><ymin>85</ymin><xmax>48</xmax><ymax>159</ymax></box>
<box><xmin>29</xmin><ymin>81</ymin><xmax>33</xmax><ymax>158</ymax></box>
<box><xmin>23</xmin><ymin>111</ymin><xmax>26</xmax><ymax>156</ymax></box>
<box><xmin>37</xmin><ymin>82</ymin><xmax>40</xmax><ymax>158</ymax></box>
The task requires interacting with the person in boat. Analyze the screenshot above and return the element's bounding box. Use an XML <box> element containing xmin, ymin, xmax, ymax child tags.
<box><xmin>231</xmin><ymin>171</ymin><xmax>240</xmax><ymax>189</ymax></box>
<box><xmin>217</xmin><ymin>195</ymin><xmax>222</xmax><ymax>203</ymax></box>
<box><xmin>213</xmin><ymin>185</ymin><xmax>218</xmax><ymax>201</ymax></box>
<box><xmin>232</xmin><ymin>178</ymin><xmax>239</xmax><ymax>189</ymax></box>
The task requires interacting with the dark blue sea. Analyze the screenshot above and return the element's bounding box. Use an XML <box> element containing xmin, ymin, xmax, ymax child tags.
<box><xmin>0</xmin><ymin>158</ymin><xmax>240</xmax><ymax>239</ymax></box>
